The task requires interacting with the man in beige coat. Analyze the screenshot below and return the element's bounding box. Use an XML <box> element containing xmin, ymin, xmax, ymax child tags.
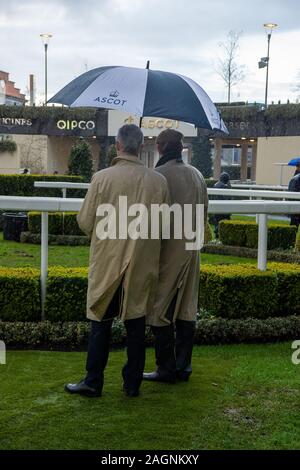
<box><xmin>144</xmin><ymin>129</ymin><xmax>208</xmax><ymax>383</ymax></box>
<box><xmin>65</xmin><ymin>124</ymin><xmax>169</xmax><ymax>398</ymax></box>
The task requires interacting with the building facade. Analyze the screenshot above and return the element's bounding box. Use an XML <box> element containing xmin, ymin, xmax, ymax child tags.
<box><xmin>1</xmin><ymin>103</ymin><xmax>300</xmax><ymax>185</ymax></box>
<box><xmin>0</xmin><ymin>71</ymin><xmax>26</xmax><ymax>106</ymax></box>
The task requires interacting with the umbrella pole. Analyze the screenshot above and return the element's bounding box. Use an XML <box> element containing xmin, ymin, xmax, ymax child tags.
<box><xmin>139</xmin><ymin>60</ymin><xmax>150</xmax><ymax>128</ymax></box>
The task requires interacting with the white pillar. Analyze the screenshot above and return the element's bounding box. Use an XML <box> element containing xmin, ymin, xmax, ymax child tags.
<box><xmin>258</xmin><ymin>214</ymin><xmax>268</xmax><ymax>271</ymax></box>
<box><xmin>41</xmin><ymin>211</ymin><xmax>49</xmax><ymax>320</ymax></box>
<box><xmin>62</xmin><ymin>188</ymin><xmax>67</xmax><ymax>198</ymax></box>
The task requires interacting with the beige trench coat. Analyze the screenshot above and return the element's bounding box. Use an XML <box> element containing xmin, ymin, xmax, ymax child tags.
<box><xmin>147</xmin><ymin>159</ymin><xmax>208</xmax><ymax>327</ymax></box>
<box><xmin>77</xmin><ymin>154</ymin><xmax>169</xmax><ymax>322</ymax></box>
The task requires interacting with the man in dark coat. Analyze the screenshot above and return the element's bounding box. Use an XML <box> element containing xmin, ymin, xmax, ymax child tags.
<box><xmin>212</xmin><ymin>172</ymin><xmax>231</xmax><ymax>238</ymax></box>
<box><xmin>144</xmin><ymin>129</ymin><xmax>208</xmax><ymax>384</ymax></box>
<box><xmin>288</xmin><ymin>173</ymin><xmax>300</xmax><ymax>228</ymax></box>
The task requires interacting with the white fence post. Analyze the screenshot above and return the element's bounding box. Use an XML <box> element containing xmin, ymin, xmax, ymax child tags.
<box><xmin>258</xmin><ymin>214</ymin><xmax>268</xmax><ymax>271</ymax></box>
<box><xmin>41</xmin><ymin>211</ymin><xmax>48</xmax><ymax>320</ymax></box>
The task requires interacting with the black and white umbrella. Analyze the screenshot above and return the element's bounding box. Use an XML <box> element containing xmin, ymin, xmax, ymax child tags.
<box><xmin>49</xmin><ymin>65</ymin><xmax>228</xmax><ymax>133</ymax></box>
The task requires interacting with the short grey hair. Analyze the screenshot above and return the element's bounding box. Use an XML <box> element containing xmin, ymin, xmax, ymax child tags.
<box><xmin>116</xmin><ymin>124</ymin><xmax>144</xmax><ymax>156</ymax></box>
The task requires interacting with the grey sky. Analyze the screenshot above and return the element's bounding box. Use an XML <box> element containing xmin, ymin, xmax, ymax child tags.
<box><xmin>1</xmin><ymin>0</ymin><xmax>300</xmax><ymax>104</ymax></box>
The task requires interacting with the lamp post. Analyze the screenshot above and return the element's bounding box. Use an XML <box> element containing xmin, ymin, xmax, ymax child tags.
<box><xmin>40</xmin><ymin>33</ymin><xmax>53</xmax><ymax>105</ymax></box>
<box><xmin>258</xmin><ymin>23</ymin><xmax>278</xmax><ymax>108</ymax></box>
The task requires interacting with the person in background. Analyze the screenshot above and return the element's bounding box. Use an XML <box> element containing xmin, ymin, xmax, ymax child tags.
<box><xmin>288</xmin><ymin>172</ymin><xmax>300</xmax><ymax>229</ymax></box>
<box><xmin>22</xmin><ymin>168</ymin><xmax>29</xmax><ymax>174</ymax></box>
<box><xmin>212</xmin><ymin>172</ymin><xmax>231</xmax><ymax>238</ymax></box>
<box><xmin>143</xmin><ymin>129</ymin><xmax>208</xmax><ymax>384</ymax></box>
<box><xmin>65</xmin><ymin>124</ymin><xmax>169</xmax><ymax>398</ymax></box>
<box><xmin>294</xmin><ymin>163</ymin><xmax>300</xmax><ymax>176</ymax></box>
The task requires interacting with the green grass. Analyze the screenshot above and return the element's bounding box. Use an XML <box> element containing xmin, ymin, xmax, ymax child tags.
<box><xmin>0</xmin><ymin>232</ymin><xmax>255</xmax><ymax>268</ymax></box>
<box><xmin>0</xmin><ymin>343</ymin><xmax>300</xmax><ymax>450</ymax></box>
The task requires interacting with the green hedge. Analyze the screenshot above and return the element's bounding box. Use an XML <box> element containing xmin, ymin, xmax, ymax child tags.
<box><xmin>219</xmin><ymin>220</ymin><xmax>297</xmax><ymax>250</ymax></box>
<box><xmin>202</xmin><ymin>243</ymin><xmax>300</xmax><ymax>264</ymax></box>
<box><xmin>199</xmin><ymin>264</ymin><xmax>278</xmax><ymax>319</ymax></box>
<box><xmin>2</xmin><ymin>263</ymin><xmax>300</xmax><ymax>323</ymax></box>
<box><xmin>199</xmin><ymin>262</ymin><xmax>300</xmax><ymax>319</ymax></box>
<box><xmin>1</xmin><ymin>316</ymin><xmax>300</xmax><ymax>349</ymax></box>
<box><xmin>20</xmin><ymin>232</ymin><xmax>89</xmax><ymax>246</ymax></box>
<box><xmin>28</xmin><ymin>212</ymin><xmax>84</xmax><ymax>236</ymax></box>
<box><xmin>0</xmin><ymin>268</ymin><xmax>40</xmax><ymax>321</ymax></box>
<box><xmin>0</xmin><ymin>174</ymin><xmax>85</xmax><ymax>198</ymax></box>
<box><xmin>45</xmin><ymin>267</ymin><xmax>88</xmax><ymax>321</ymax></box>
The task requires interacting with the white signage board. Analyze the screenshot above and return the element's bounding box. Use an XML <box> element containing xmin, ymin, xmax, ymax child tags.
<box><xmin>108</xmin><ymin>111</ymin><xmax>197</xmax><ymax>138</ymax></box>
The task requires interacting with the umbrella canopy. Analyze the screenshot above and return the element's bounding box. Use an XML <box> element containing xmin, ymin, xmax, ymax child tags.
<box><xmin>49</xmin><ymin>65</ymin><xmax>228</xmax><ymax>133</ymax></box>
<box><xmin>288</xmin><ymin>157</ymin><xmax>300</xmax><ymax>166</ymax></box>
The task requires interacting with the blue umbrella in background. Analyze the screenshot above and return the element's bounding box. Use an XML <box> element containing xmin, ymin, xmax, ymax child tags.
<box><xmin>288</xmin><ymin>157</ymin><xmax>300</xmax><ymax>166</ymax></box>
<box><xmin>49</xmin><ymin>65</ymin><xmax>228</xmax><ymax>134</ymax></box>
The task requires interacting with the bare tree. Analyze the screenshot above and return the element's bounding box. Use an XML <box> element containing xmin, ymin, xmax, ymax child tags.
<box><xmin>216</xmin><ymin>30</ymin><xmax>245</xmax><ymax>103</ymax></box>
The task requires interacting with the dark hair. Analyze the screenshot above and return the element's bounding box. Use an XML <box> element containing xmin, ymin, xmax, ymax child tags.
<box><xmin>156</xmin><ymin>129</ymin><xmax>183</xmax><ymax>154</ymax></box>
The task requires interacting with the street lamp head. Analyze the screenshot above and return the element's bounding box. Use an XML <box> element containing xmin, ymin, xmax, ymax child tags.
<box><xmin>263</xmin><ymin>23</ymin><xmax>278</xmax><ymax>35</ymax></box>
<box><xmin>40</xmin><ymin>33</ymin><xmax>53</xmax><ymax>45</ymax></box>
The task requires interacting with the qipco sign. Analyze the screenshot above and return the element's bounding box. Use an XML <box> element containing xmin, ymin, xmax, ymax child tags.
<box><xmin>56</xmin><ymin>119</ymin><xmax>96</xmax><ymax>132</ymax></box>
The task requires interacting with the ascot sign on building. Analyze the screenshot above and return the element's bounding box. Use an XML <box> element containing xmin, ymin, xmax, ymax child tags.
<box><xmin>108</xmin><ymin>111</ymin><xmax>197</xmax><ymax>137</ymax></box>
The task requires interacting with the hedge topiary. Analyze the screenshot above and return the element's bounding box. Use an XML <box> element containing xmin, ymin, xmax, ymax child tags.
<box><xmin>28</xmin><ymin>212</ymin><xmax>84</xmax><ymax>236</ymax></box>
<box><xmin>0</xmin><ymin>268</ymin><xmax>40</xmax><ymax>322</ymax></box>
<box><xmin>199</xmin><ymin>262</ymin><xmax>300</xmax><ymax>319</ymax></box>
<box><xmin>20</xmin><ymin>232</ymin><xmax>89</xmax><ymax>246</ymax></box>
<box><xmin>268</xmin><ymin>262</ymin><xmax>300</xmax><ymax>316</ymax></box>
<box><xmin>45</xmin><ymin>267</ymin><xmax>88</xmax><ymax>321</ymax></box>
<box><xmin>0</xmin><ymin>174</ymin><xmax>85</xmax><ymax>198</ymax></box>
<box><xmin>202</xmin><ymin>242</ymin><xmax>300</xmax><ymax>264</ymax></box>
<box><xmin>2</xmin><ymin>263</ymin><xmax>300</xmax><ymax>324</ymax></box>
<box><xmin>28</xmin><ymin>212</ymin><xmax>63</xmax><ymax>235</ymax></box>
<box><xmin>199</xmin><ymin>264</ymin><xmax>278</xmax><ymax>319</ymax></box>
<box><xmin>219</xmin><ymin>220</ymin><xmax>297</xmax><ymax>250</ymax></box>
<box><xmin>2</xmin><ymin>316</ymin><xmax>300</xmax><ymax>350</ymax></box>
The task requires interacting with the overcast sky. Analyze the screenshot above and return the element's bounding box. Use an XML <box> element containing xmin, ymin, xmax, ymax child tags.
<box><xmin>1</xmin><ymin>0</ymin><xmax>300</xmax><ymax>105</ymax></box>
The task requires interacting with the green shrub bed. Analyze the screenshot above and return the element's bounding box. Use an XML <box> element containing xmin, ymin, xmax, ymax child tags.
<box><xmin>200</xmin><ymin>262</ymin><xmax>300</xmax><ymax>318</ymax></box>
<box><xmin>0</xmin><ymin>267</ymin><xmax>40</xmax><ymax>321</ymax></box>
<box><xmin>45</xmin><ymin>267</ymin><xmax>88</xmax><ymax>321</ymax></box>
<box><xmin>1</xmin><ymin>316</ymin><xmax>300</xmax><ymax>350</ymax></box>
<box><xmin>28</xmin><ymin>212</ymin><xmax>84</xmax><ymax>236</ymax></box>
<box><xmin>201</xmin><ymin>243</ymin><xmax>300</xmax><ymax>264</ymax></box>
<box><xmin>0</xmin><ymin>174</ymin><xmax>85</xmax><ymax>198</ymax></box>
<box><xmin>219</xmin><ymin>220</ymin><xmax>297</xmax><ymax>250</ymax></box>
<box><xmin>2</xmin><ymin>263</ymin><xmax>300</xmax><ymax>324</ymax></box>
<box><xmin>20</xmin><ymin>232</ymin><xmax>89</xmax><ymax>246</ymax></box>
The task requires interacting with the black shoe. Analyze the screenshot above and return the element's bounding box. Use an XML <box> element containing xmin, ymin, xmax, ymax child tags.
<box><xmin>122</xmin><ymin>384</ymin><xmax>140</xmax><ymax>397</ymax></box>
<box><xmin>143</xmin><ymin>371</ymin><xmax>176</xmax><ymax>384</ymax></box>
<box><xmin>176</xmin><ymin>370</ymin><xmax>191</xmax><ymax>382</ymax></box>
<box><xmin>64</xmin><ymin>380</ymin><xmax>101</xmax><ymax>397</ymax></box>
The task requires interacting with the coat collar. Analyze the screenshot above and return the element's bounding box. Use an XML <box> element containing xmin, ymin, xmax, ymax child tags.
<box><xmin>111</xmin><ymin>154</ymin><xmax>144</xmax><ymax>166</ymax></box>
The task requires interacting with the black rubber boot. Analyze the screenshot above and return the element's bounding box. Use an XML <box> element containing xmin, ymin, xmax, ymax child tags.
<box><xmin>175</xmin><ymin>320</ymin><xmax>196</xmax><ymax>382</ymax></box>
<box><xmin>143</xmin><ymin>324</ymin><xmax>176</xmax><ymax>383</ymax></box>
<box><xmin>122</xmin><ymin>316</ymin><xmax>146</xmax><ymax>396</ymax></box>
<box><xmin>84</xmin><ymin>319</ymin><xmax>114</xmax><ymax>393</ymax></box>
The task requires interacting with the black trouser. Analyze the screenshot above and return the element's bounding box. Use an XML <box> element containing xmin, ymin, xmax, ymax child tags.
<box><xmin>151</xmin><ymin>294</ymin><xmax>196</xmax><ymax>380</ymax></box>
<box><xmin>175</xmin><ymin>319</ymin><xmax>196</xmax><ymax>380</ymax></box>
<box><xmin>290</xmin><ymin>215</ymin><xmax>300</xmax><ymax>230</ymax></box>
<box><xmin>84</xmin><ymin>285</ymin><xmax>146</xmax><ymax>393</ymax></box>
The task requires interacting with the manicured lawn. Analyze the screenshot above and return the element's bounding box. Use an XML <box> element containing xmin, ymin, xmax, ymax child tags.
<box><xmin>0</xmin><ymin>232</ymin><xmax>255</xmax><ymax>268</ymax></box>
<box><xmin>0</xmin><ymin>343</ymin><xmax>300</xmax><ymax>450</ymax></box>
